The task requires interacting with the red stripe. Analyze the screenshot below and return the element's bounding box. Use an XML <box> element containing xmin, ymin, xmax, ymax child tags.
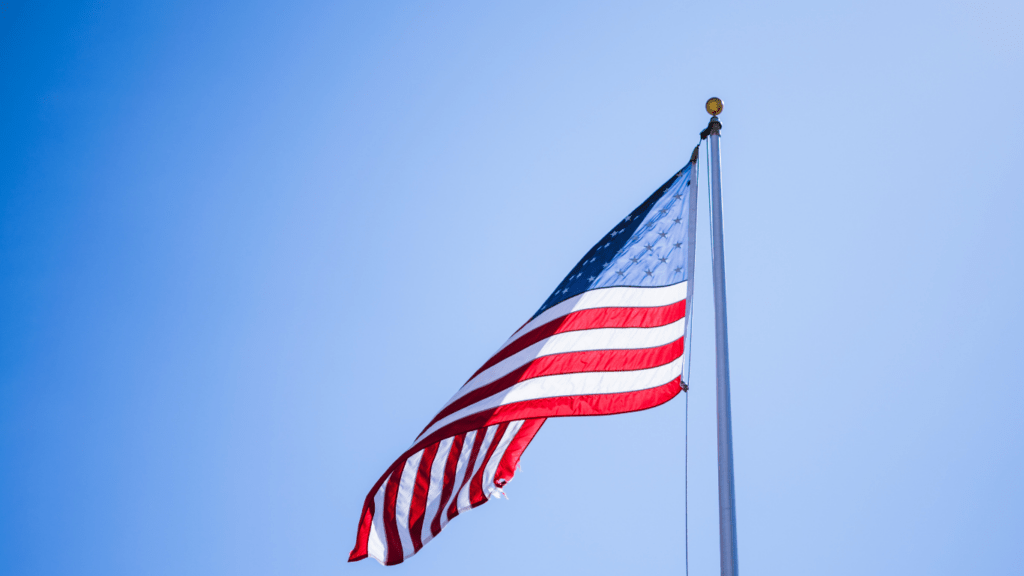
<box><xmin>382</xmin><ymin>467</ymin><xmax>404</xmax><ymax>565</ymax></box>
<box><xmin>446</xmin><ymin>428</ymin><xmax>486</xmax><ymax>521</ymax></box>
<box><xmin>407</xmin><ymin>443</ymin><xmax>439</xmax><ymax>553</ymax></box>
<box><xmin>429</xmin><ymin>433</ymin><xmax>464</xmax><ymax>537</ymax></box>
<box><xmin>422</xmin><ymin>337</ymin><xmax>684</xmax><ymax>434</ymax></box>
<box><xmin>348</xmin><ymin>495</ymin><xmax>376</xmax><ymax>562</ymax></box>
<box><xmin>484</xmin><ymin>377</ymin><xmax>683</xmax><ymax>423</ymax></box>
<box><xmin>495</xmin><ymin>418</ymin><xmax>545</xmax><ymax>487</ymax></box>
<box><xmin>468</xmin><ymin>298</ymin><xmax>686</xmax><ymax>382</ymax></box>
<box><xmin>469</xmin><ymin>422</ymin><xmax>510</xmax><ymax>507</ymax></box>
<box><xmin>557</xmin><ymin>298</ymin><xmax>685</xmax><ymax>333</ymax></box>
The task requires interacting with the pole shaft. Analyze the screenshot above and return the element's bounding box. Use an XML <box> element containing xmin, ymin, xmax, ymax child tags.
<box><xmin>708</xmin><ymin>123</ymin><xmax>739</xmax><ymax>576</ymax></box>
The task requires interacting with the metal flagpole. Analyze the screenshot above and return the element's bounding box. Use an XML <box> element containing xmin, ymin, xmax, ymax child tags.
<box><xmin>703</xmin><ymin>97</ymin><xmax>739</xmax><ymax>576</ymax></box>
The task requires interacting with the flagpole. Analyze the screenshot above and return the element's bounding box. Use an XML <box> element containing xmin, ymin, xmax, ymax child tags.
<box><xmin>703</xmin><ymin>97</ymin><xmax>739</xmax><ymax>576</ymax></box>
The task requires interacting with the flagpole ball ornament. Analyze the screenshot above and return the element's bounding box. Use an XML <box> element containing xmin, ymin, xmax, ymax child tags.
<box><xmin>706</xmin><ymin>97</ymin><xmax>724</xmax><ymax>116</ymax></box>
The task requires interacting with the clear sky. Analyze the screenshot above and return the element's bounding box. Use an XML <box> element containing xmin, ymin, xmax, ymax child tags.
<box><xmin>2</xmin><ymin>1</ymin><xmax>1023</xmax><ymax>575</ymax></box>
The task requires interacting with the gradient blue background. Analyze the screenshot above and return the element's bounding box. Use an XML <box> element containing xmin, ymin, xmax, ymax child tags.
<box><xmin>2</xmin><ymin>1</ymin><xmax>1022</xmax><ymax>575</ymax></box>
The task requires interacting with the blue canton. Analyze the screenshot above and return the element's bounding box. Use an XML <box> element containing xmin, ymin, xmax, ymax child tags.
<box><xmin>534</xmin><ymin>164</ymin><xmax>693</xmax><ymax>318</ymax></box>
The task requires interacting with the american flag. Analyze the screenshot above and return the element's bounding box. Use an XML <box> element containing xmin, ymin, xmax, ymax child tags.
<box><xmin>349</xmin><ymin>159</ymin><xmax>699</xmax><ymax>565</ymax></box>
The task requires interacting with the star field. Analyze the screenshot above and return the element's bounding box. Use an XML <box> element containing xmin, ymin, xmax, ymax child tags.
<box><xmin>533</xmin><ymin>163</ymin><xmax>695</xmax><ymax>318</ymax></box>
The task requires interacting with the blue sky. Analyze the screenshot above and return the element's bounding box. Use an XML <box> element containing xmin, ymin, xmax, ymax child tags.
<box><xmin>2</xmin><ymin>1</ymin><xmax>1022</xmax><ymax>575</ymax></box>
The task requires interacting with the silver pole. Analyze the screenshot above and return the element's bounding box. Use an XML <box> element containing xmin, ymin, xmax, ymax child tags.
<box><xmin>705</xmin><ymin>99</ymin><xmax>739</xmax><ymax>576</ymax></box>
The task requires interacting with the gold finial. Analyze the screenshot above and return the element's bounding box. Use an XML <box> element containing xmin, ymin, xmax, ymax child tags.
<box><xmin>705</xmin><ymin>97</ymin><xmax>723</xmax><ymax>116</ymax></box>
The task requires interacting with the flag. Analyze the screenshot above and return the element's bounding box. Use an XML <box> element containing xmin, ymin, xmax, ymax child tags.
<box><xmin>349</xmin><ymin>158</ymin><xmax>699</xmax><ymax>565</ymax></box>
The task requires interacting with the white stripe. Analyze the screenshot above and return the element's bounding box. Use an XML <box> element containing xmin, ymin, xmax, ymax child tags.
<box><xmin>366</xmin><ymin>481</ymin><xmax>389</xmax><ymax>565</ymax></box>
<box><xmin>461</xmin><ymin>314</ymin><xmax>686</xmax><ymax>398</ymax></box>
<box><xmin>419</xmin><ymin>437</ymin><xmax>453</xmax><ymax>547</ymax></box>
<box><xmin>367</xmin><ymin>521</ymin><xmax>385</xmax><ymax>565</ymax></box>
<box><xmin>416</xmin><ymin>317</ymin><xmax>686</xmax><ymax>444</ymax></box>
<box><xmin>421</xmin><ymin>357</ymin><xmax>683</xmax><ymax>440</ymax></box>
<box><xmin>455</xmin><ymin>425</ymin><xmax>497</xmax><ymax>511</ymax></box>
<box><xmin>393</xmin><ymin>451</ymin><xmax>423</xmax><ymax>559</ymax></box>
<box><xmin>503</xmin><ymin>282</ymin><xmax>686</xmax><ymax>349</ymax></box>
<box><xmin>538</xmin><ymin>316</ymin><xmax>685</xmax><ymax>356</ymax></box>
<box><xmin>482</xmin><ymin>420</ymin><xmax>523</xmax><ymax>496</ymax></box>
<box><xmin>439</xmin><ymin>431</ymin><xmax>476</xmax><ymax>531</ymax></box>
